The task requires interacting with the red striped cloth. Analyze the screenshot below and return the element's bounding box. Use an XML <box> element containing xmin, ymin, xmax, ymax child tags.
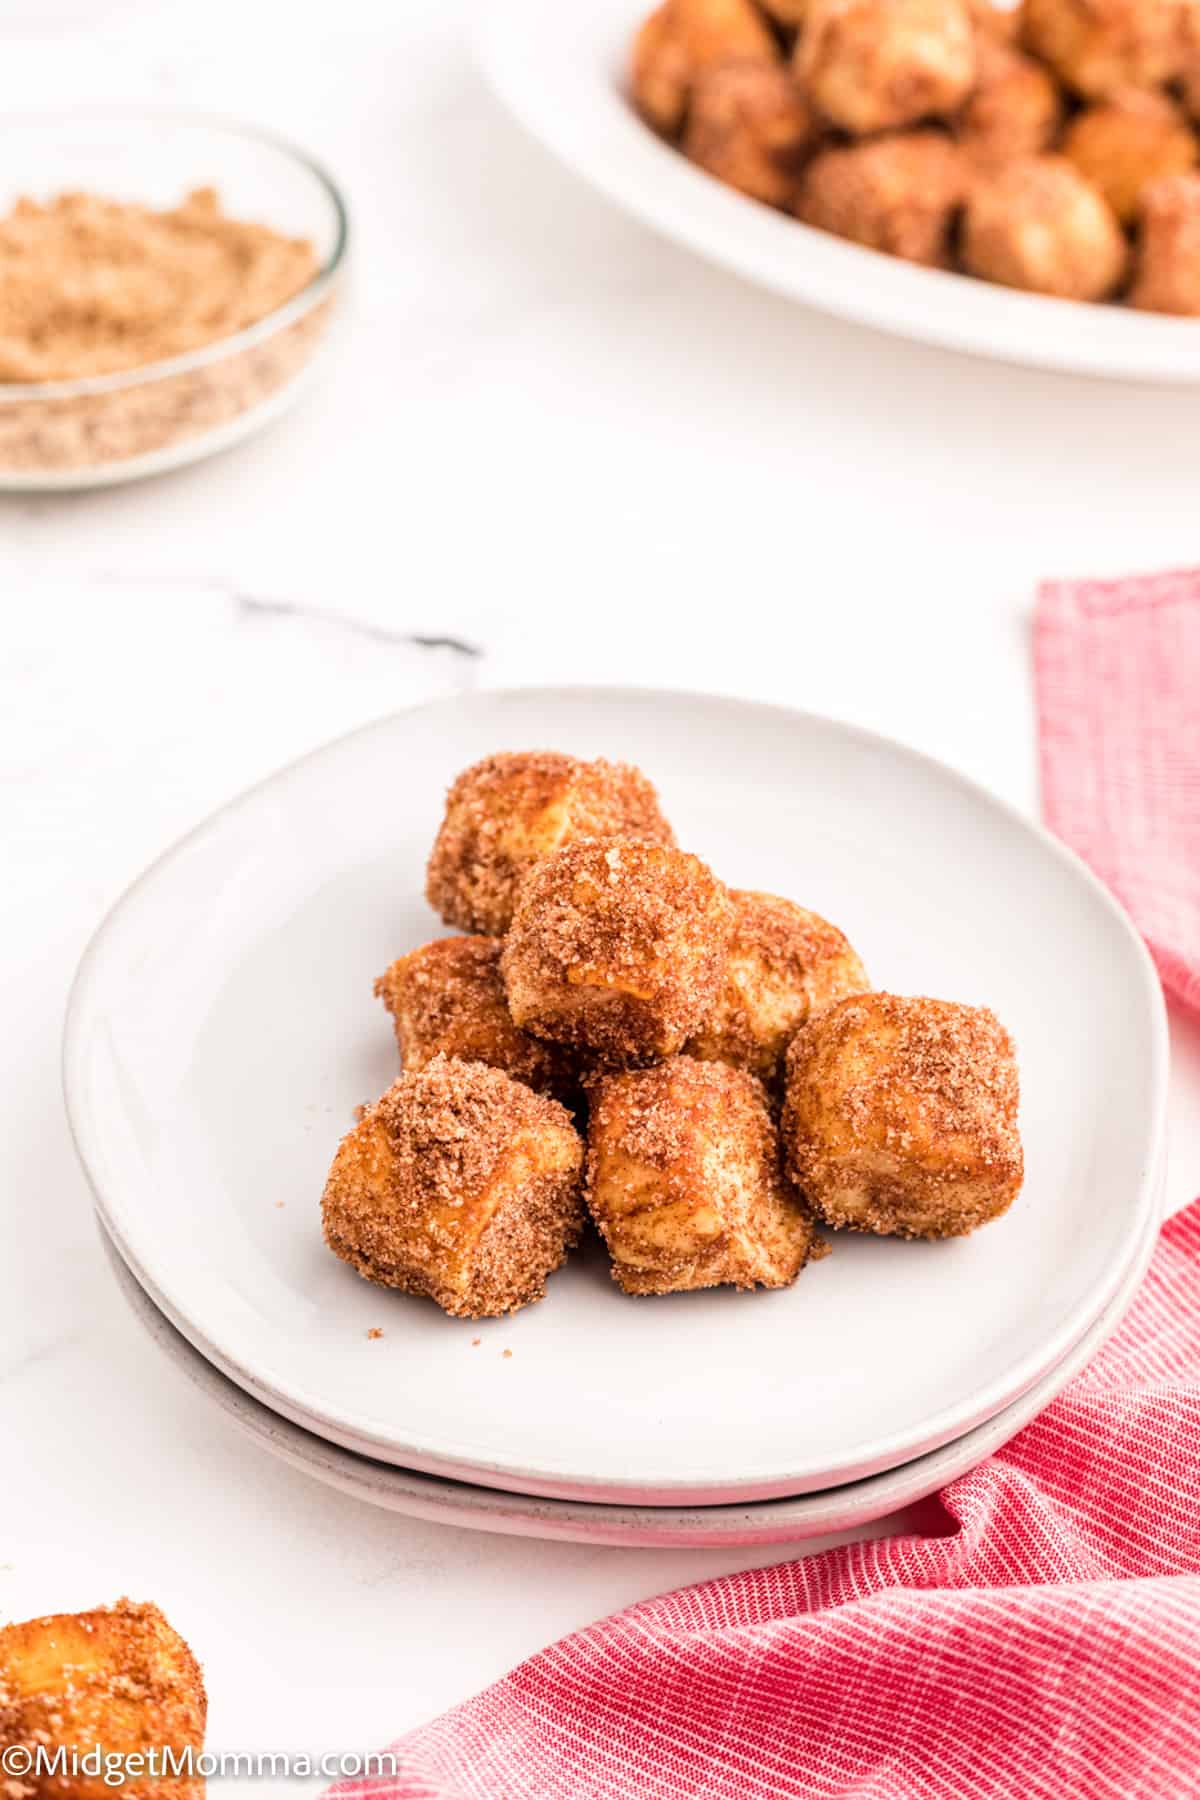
<box><xmin>331</xmin><ymin>573</ymin><xmax>1200</xmax><ymax>1800</ymax></box>
<box><xmin>1037</xmin><ymin>566</ymin><xmax>1200</xmax><ymax>1014</ymax></box>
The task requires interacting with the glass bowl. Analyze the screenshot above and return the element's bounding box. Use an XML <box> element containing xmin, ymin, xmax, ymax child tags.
<box><xmin>0</xmin><ymin>111</ymin><xmax>349</xmax><ymax>489</ymax></box>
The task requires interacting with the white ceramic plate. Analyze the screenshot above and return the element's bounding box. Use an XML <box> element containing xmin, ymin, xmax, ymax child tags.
<box><xmin>473</xmin><ymin>0</ymin><xmax>1200</xmax><ymax>383</ymax></box>
<box><xmin>63</xmin><ymin>688</ymin><xmax>1167</xmax><ymax>1505</ymax></box>
<box><xmin>98</xmin><ymin>1193</ymin><xmax>1161</xmax><ymax>1548</ymax></box>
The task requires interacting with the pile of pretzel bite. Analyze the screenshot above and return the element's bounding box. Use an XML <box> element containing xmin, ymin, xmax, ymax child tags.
<box><xmin>630</xmin><ymin>0</ymin><xmax>1200</xmax><ymax>311</ymax></box>
<box><xmin>320</xmin><ymin>751</ymin><xmax>1024</xmax><ymax>1321</ymax></box>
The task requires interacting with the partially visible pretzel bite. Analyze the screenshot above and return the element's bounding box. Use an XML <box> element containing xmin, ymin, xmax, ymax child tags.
<box><xmin>685</xmin><ymin>890</ymin><xmax>869</xmax><ymax>1087</ymax></box>
<box><xmin>321</xmin><ymin>1057</ymin><xmax>584</xmax><ymax>1318</ymax></box>
<box><xmin>1129</xmin><ymin>171</ymin><xmax>1200</xmax><ymax>312</ymax></box>
<box><xmin>958</xmin><ymin>39</ymin><xmax>1064</xmax><ymax>165</ymax></box>
<box><xmin>798</xmin><ymin>131</ymin><xmax>967</xmax><ymax>266</ymax></box>
<box><xmin>426</xmin><ymin>750</ymin><xmax>674</xmax><ymax>937</ymax></box>
<box><xmin>799</xmin><ymin>0</ymin><xmax>976</xmax><ymax>136</ymax></box>
<box><xmin>1023</xmin><ymin>0</ymin><xmax>1193</xmax><ymax>98</ymax></box>
<box><xmin>375</xmin><ymin>935</ymin><xmax>576</xmax><ymax>1100</ymax></box>
<box><xmin>759</xmin><ymin>0</ymin><xmax>809</xmax><ymax>24</ymax></box>
<box><xmin>969</xmin><ymin>0</ymin><xmax>1025</xmax><ymax>41</ymax></box>
<box><xmin>1185</xmin><ymin>24</ymin><xmax>1200</xmax><ymax>121</ymax></box>
<box><xmin>502</xmin><ymin>838</ymin><xmax>734</xmax><ymax>1064</ymax></box>
<box><xmin>586</xmin><ymin>1056</ymin><xmax>820</xmax><ymax>1294</ymax></box>
<box><xmin>0</xmin><ymin>1600</ymin><xmax>206</xmax><ymax>1800</ymax></box>
<box><xmin>631</xmin><ymin>0</ymin><xmax>780</xmax><ymax>139</ymax></box>
<box><xmin>1063</xmin><ymin>90</ymin><xmax>1198</xmax><ymax>223</ymax></box>
<box><xmin>684</xmin><ymin>60</ymin><xmax>817</xmax><ymax>207</ymax></box>
<box><xmin>962</xmin><ymin>155</ymin><xmax>1127</xmax><ymax>298</ymax></box>
<box><xmin>782</xmin><ymin>992</ymin><xmax>1023</xmax><ymax>1240</ymax></box>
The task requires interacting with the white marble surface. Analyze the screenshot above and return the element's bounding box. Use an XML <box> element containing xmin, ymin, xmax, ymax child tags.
<box><xmin>3</xmin><ymin>0</ymin><xmax>1200</xmax><ymax>1788</ymax></box>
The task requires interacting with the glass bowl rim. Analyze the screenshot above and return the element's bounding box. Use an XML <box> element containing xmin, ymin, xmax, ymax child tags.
<box><xmin>0</xmin><ymin>105</ymin><xmax>350</xmax><ymax>402</ymax></box>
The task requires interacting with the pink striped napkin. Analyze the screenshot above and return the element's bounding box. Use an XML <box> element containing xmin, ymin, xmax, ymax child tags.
<box><xmin>331</xmin><ymin>572</ymin><xmax>1200</xmax><ymax>1800</ymax></box>
<box><xmin>1037</xmin><ymin>566</ymin><xmax>1200</xmax><ymax>1013</ymax></box>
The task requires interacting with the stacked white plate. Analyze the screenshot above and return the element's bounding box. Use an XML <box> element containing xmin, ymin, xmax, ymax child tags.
<box><xmin>64</xmin><ymin>688</ymin><xmax>1168</xmax><ymax>1547</ymax></box>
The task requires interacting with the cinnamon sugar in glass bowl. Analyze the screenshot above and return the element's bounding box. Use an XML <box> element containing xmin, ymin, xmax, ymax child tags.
<box><xmin>0</xmin><ymin>111</ymin><xmax>349</xmax><ymax>490</ymax></box>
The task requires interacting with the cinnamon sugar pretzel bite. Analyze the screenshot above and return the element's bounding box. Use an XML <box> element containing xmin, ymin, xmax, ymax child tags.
<box><xmin>798</xmin><ymin>0</ymin><xmax>977</xmax><ymax>136</ymax></box>
<box><xmin>758</xmin><ymin>0</ymin><xmax>809</xmax><ymax>25</ymax></box>
<box><xmin>321</xmin><ymin>1056</ymin><xmax>584</xmax><ymax>1318</ymax></box>
<box><xmin>968</xmin><ymin>0</ymin><xmax>1025</xmax><ymax>41</ymax></box>
<box><xmin>961</xmin><ymin>155</ymin><xmax>1127</xmax><ymax>298</ymax></box>
<box><xmin>1023</xmin><ymin>0</ymin><xmax>1193</xmax><ymax>98</ymax></box>
<box><xmin>631</xmin><ymin>0</ymin><xmax>781</xmax><ymax>139</ymax></box>
<box><xmin>1185</xmin><ymin>25</ymin><xmax>1200</xmax><ymax>122</ymax></box>
<box><xmin>586</xmin><ymin>1056</ymin><xmax>820</xmax><ymax>1294</ymax></box>
<box><xmin>0</xmin><ymin>1600</ymin><xmax>206</xmax><ymax>1800</ymax></box>
<box><xmin>375</xmin><ymin>935</ymin><xmax>576</xmax><ymax>1100</ymax></box>
<box><xmin>685</xmin><ymin>889</ymin><xmax>869</xmax><ymax>1087</ymax></box>
<box><xmin>683</xmin><ymin>60</ymin><xmax>817</xmax><ymax>208</ymax></box>
<box><xmin>1063</xmin><ymin>90</ymin><xmax>1198</xmax><ymax>223</ymax></box>
<box><xmin>958</xmin><ymin>39</ymin><xmax>1064</xmax><ymax>165</ymax></box>
<box><xmin>1130</xmin><ymin>171</ymin><xmax>1200</xmax><ymax>312</ymax></box>
<box><xmin>782</xmin><ymin>992</ymin><xmax>1023</xmax><ymax>1240</ymax></box>
<box><xmin>797</xmin><ymin>131</ymin><xmax>968</xmax><ymax>266</ymax></box>
<box><xmin>426</xmin><ymin>750</ymin><xmax>674</xmax><ymax>937</ymax></box>
<box><xmin>501</xmin><ymin>838</ymin><xmax>735</xmax><ymax>1064</ymax></box>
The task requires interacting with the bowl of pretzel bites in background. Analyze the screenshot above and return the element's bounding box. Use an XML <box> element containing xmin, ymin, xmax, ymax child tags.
<box><xmin>629</xmin><ymin>0</ymin><xmax>1200</xmax><ymax>310</ymax></box>
<box><xmin>65</xmin><ymin>690</ymin><xmax>1165</xmax><ymax>1507</ymax></box>
<box><xmin>475</xmin><ymin>0</ymin><xmax>1200</xmax><ymax>377</ymax></box>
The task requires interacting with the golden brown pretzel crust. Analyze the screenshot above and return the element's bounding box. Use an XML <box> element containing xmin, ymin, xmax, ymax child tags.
<box><xmin>962</xmin><ymin>155</ymin><xmax>1127</xmax><ymax>299</ymax></box>
<box><xmin>683</xmin><ymin>61</ymin><xmax>816</xmax><ymax>209</ymax></box>
<box><xmin>782</xmin><ymin>992</ymin><xmax>1023</xmax><ymax>1239</ymax></box>
<box><xmin>586</xmin><ymin>1056</ymin><xmax>820</xmax><ymax>1294</ymax></box>
<box><xmin>501</xmin><ymin>838</ymin><xmax>734</xmax><ymax>1064</ymax></box>
<box><xmin>631</xmin><ymin>0</ymin><xmax>781</xmax><ymax>139</ymax></box>
<box><xmin>958</xmin><ymin>40</ymin><xmax>1063</xmax><ymax>165</ymax></box>
<box><xmin>969</xmin><ymin>0</ymin><xmax>1025</xmax><ymax>43</ymax></box>
<box><xmin>1063</xmin><ymin>90</ymin><xmax>1198</xmax><ymax>223</ymax></box>
<box><xmin>425</xmin><ymin>750</ymin><xmax>675</xmax><ymax>937</ymax></box>
<box><xmin>375</xmin><ymin>935</ymin><xmax>576</xmax><ymax>1100</ymax></box>
<box><xmin>0</xmin><ymin>1600</ymin><xmax>206</xmax><ymax>1800</ymax></box>
<box><xmin>1023</xmin><ymin>0</ymin><xmax>1192</xmax><ymax>99</ymax></box>
<box><xmin>321</xmin><ymin>1056</ymin><xmax>584</xmax><ymax>1318</ymax></box>
<box><xmin>685</xmin><ymin>889</ymin><xmax>869</xmax><ymax>1086</ymax></box>
<box><xmin>799</xmin><ymin>0</ymin><xmax>977</xmax><ymax>136</ymax></box>
<box><xmin>1130</xmin><ymin>170</ymin><xmax>1200</xmax><ymax>311</ymax></box>
<box><xmin>797</xmin><ymin>132</ymin><xmax>968</xmax><ymax>267</ymax></box>
<box><xmin>759</xmin><ymin>0</ymin><xmax>809</xmax><ymax>25</ymax></box>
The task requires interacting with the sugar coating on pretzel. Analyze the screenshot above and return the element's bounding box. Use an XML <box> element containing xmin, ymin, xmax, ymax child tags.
<box><xmin>321</xmin><ymin>1056</ymin><xmax>584</xmax><ymax>1318</ymax></box>
<box><xmin>958</xmin><ymin>39</ymin><xmax>1064</xmax><ymax>165</ymax></box>
<box><xmin>501</xmin><ymin>837</ymin><xmax>734</xmax><ymax>1064</ymax></box>
<box><xmin>586</xmin><ymin>1056</ymin><xmax>821</xmax><ymax>1294</ymax></box>
<box><xmin>962</xmin><ymin>154</ymin><xmax>1127</xmax><ymax>298</ymax></box>
<box><xmin>1024</xmin><ymin>0</ymin><xmax>1193</xmax><ymax>99</ymax></box>
<box><xmin>782</xmin><ymin>991</ymin><xmax>1023</xmax><ymax>1239</ymax></box>
<box><xmin>799</xmin><ymin>0</ymin><xmax>976</xmax><ymax>136</ymax></box>
<box><xmin>1063</xmin><ymin>89</ymin><xmax>1197</xmax><ymax>222</ymax></box>
<box><xmin>426</xmin><ymin>750</ymin><xmax>674</xmax><ymax>937</ymax></box>
<box><xmin>683</xmin><ymin>61</ymin><xmax>817</xmax><ymax>209</ymax></box>
<box><xmin>0</xmin><ymin>1599</ymin><xmax>206</xmax><ymax>1800</ymax></box>
<box><xmin>798</xmin><ymin>131</ymin><xmax>968</xmax><ymax>267</ymax></box>
<box><xmin>1130</xmin><ymin>170</ymin><xmax>1200</xmax><ymax>311</ymax></box>
<box><xmin>375</xmin><ymin>935</ymin><xmax>577</xmax><ymax>1100</ymax></box>
<box><xmin>631</xmin><ymin>0</ymin><xmax>781</xmax><ymax>138</ymax></box>
<box><xmin>685</xmin><ymin>888</ymin><xmax>869</xmax><ymax>1087</ymax></box>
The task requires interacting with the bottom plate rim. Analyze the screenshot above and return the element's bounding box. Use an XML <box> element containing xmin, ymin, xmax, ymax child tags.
<box><xmin>96</xmin><ymin>1172</ymin><xmax>1163</xmax><ymax>1549</ymax></box>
